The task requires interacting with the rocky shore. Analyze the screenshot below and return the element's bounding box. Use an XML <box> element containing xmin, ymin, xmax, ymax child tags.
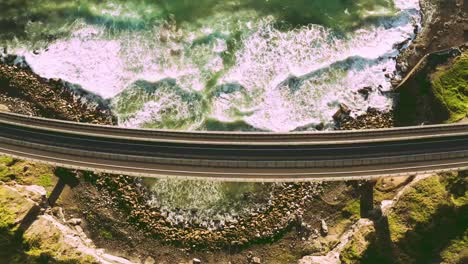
<box><xmin>0</xmin><ymin>54</ymin><xmax>115</xmax><ymax>124</ymax></box>
<box><xmin>77</xmin><ymin>173</ymin><xmax>324</xmax><ymax>251</ymax></box>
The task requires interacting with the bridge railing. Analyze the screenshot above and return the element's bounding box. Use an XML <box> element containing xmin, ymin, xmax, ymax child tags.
<box><xmin>1</xmin><ymin>112</ymin><xmax>468</xmax><ymax>145</ymax></box>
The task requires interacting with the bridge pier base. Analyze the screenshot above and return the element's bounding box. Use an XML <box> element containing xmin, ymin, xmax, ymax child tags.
<box><xmin>360</xmin><ymin>180</ymin><xmax>376</xmax><ymax>218</ymax></box>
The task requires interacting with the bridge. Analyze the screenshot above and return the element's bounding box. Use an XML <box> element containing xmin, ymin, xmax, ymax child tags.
<box><xmin>0</xmin><ymin>112</ymin><xmax>467</xmax><ymax>183</ymax></box>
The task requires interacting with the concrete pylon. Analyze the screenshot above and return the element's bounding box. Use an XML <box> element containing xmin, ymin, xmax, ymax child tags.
<box><xmin>360</xmin><ymin>180</ymin><xmax>376</xmax><ymax>218</ymax></box>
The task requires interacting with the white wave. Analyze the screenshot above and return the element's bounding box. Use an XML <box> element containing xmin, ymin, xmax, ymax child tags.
<box><xmin>212</xmin><ymin>0</ymin><xmax>420</xmax><ymax>131</ymax></box>
<box><xmin>12</xmin><ymin>0</ymin><xmax>421</xmax><ymax>132</ymax></box>
<box><xmin>14</xmin><ymin>21</ymin><xmax>224</xmax><ymax>98</ymax></box>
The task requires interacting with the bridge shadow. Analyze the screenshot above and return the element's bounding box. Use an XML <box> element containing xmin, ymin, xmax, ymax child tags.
<box><xmin>14</xmin><ymin>168</ymin><xmax>79</xmax><ymax>235</ymax></box>
<box><xmin>360</xmin><ymin>203</ymin><xmax>468</xmax><ymax>264</ymax></box>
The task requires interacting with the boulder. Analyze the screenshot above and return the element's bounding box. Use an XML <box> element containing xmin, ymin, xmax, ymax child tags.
<box><xmin>357</xmin><ymin>87</ymin><xmax>372</xmax><ymax>100</ymax></box>
<box><xmin>320</xmin><ymin>219</ymin><xmax>329</xmax><ymax>236</ymax></box>
<box><xmin>0</xmin><ymin>185</ymin><xmax>39</xmax><ymax>227</ymax></box>
<box><xmin>144</xmin><ymin>256</ymin><xmax>156</xmax><ymax>264</ymax></box>
<box><xmin>24</xmin><ymin>215</ymin><xmax>133</xmax><ymax>264</ymax></box>
<box><xmin>66</xmin><ymin>218</ymin><xmax>82</xmax><ymax>226</ymax></box>
<box><xmin>333</xmin><ymin>104</ymin><xmax>351</xmax><ymax>122</ymax></box>
<box><xmin>0</xmin><ymin>104</ymin><xmax>10</xmax><ymax>112</ymax></box>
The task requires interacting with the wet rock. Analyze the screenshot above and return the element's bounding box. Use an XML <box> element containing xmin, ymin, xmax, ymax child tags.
<box><xmin>357</xmin><ymin>87</ymin><xmax>372</xmax><ymax>100</ymax></box>
<box><xmin>393</xmin><ymin>37</ymin><xmax>412</xmax><ymax>50</ymax></box>
<box><xmin>333</xmin><ymin>103</ymin><xmax>351</xmax><ymax>122</ymax></box>
<box><xmin>315</xmin><ymin>123</ymin><xmax>325</xmax><ymax>131</ymax></box>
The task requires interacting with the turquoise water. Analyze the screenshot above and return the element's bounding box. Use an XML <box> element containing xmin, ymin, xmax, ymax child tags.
<box><xmin>1</xmin><ymin>0</ymin><xmax>396</xmax><ymax>34</ymax></box>
<box><xmin>0</xmin><ymin>0</ymin><xmax>421</xmax><ymax>222</ymax></box>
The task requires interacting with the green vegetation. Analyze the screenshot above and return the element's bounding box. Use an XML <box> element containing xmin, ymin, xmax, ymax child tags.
<box><xmin>388</xmin><ymin>176</ymin><xmax>449</xmax><ymax>240</ymax></box>
<box><xmin>38</xmin><ymin>174</ymin><xmax>54</xmax><ymax>188</ymax></box>
<box><xmin>440</xmin><ymin>231</ymin><xmax>468</xmax><ymax>264</ymax></box>
<box><xmin>0</xmin><ymin>187</ymin><xmax>19</xmax><ymax>230</ymax></box>
<box><xmin>361</xmin><ymin>173</ymin><xmax>468</xmax><ymax>264</ymax></box>
<box><xmin>341</xmin><ymin>243</ymin><xmax>361</xmax><ymax>264</ymax></box>
<box><xmin>431</xmin><ymin>52</ymin><xmax>468</xmax><ymax>122</ymax></box>
<box><xmin>99</xmin><ymin>229</ymin><xmax>113</xmax><ymax>240</ymax></box>
<box><xmin>342</xmin><ymin>199</ymin><xmax>360</xmax><ymax>221</ymax></box>
<box><xmin>0</xmin><ymin>185</ymin><xmax>96</xmax><ymax>264</ymax></box>
<box><xmin>340</xmin><ymin>223</ymin><xmax>375</xmax><ymax>264</ymax></box>
<box><xmin>0</xmin><ymin>156</ymin><xmax>57</xmax><ymax>190</ymax></box>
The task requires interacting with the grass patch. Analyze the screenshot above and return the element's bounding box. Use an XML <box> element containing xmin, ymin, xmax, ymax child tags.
<box><xmin>341</xmin><ymin>243</ymin><xmax>361</xmax><ymax>264</ymax></box>
<box><xmin>431</xmin><ymin>52</ymin><xmax>468</xmax><ymax>122</ymax></box>
<box><xmin>0</xmin><ymin>156</ymin><xmax>58</xmax><ymax>191</ymax></box>
<box><xmin>342</xmin><ymin>199</ymin><xmax>360</xmax><ymax>221</ymax></box>
<box><xmin>99</xmin><ymin>229</ymin><xmax>113</xmax><ymax>240</ymax></box>
<box><xmin>0</xmin><ymin>156</ymin><xmax>15</xmax><ymax>166</ymax></box>
<box><xmin>37</xmin><ymin>174</ymin><xmax>54</xmax><ymax>188</ymax></box>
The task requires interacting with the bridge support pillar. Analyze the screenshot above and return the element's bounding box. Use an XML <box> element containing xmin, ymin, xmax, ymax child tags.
<box><xmin>360</xmin><ymin>180</ymin><xmax>376</xmax><ymax>218</ymax></box>
<box><xmin>48</xmin><ymin>177</ymin><xmax>66</xmax><ymax>207</ymax></box>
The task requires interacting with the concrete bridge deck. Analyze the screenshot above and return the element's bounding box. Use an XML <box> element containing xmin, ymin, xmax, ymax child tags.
<box><xmin>0</xmin><ymin>112</ymin><xmax>467</xmax><ymax>182</ymax></box>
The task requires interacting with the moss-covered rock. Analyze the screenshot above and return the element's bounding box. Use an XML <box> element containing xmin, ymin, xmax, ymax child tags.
<box><xmin>0</xmin><ymin>156</ymin><xmax>59</xmax><ymax>192</ymax></box>
<box><xmin>340</xmin><ymin>224</ymin><xmax>375</xmax><ymax>264</ymax></box>
<box><xmin>24</xmin><ymin>216</ymin><xmax>97</xmax><ymax>264</ymax></box>
<box><xmin>361</xmin><ymin>173</ymin><xmax>468</xmax><ymax>264</ymax></box>
<box><xmin>0</xmin><ymin>185</ymin><xmax>37</xmax><ymax>231</ymax></box>
<box><xmin>388</xmin><ymin>176</ymin><xmax>449</xmax><ymax>241</ymax></box>
<box><xmin>431</xmin><ymin>52</ymin><xmax>468</xmax><ymax>122</ymax></box>
<box><xmin>0</xmin><ymin>184</ymin><xmax>105</xmax><ymax>264</ymax></box>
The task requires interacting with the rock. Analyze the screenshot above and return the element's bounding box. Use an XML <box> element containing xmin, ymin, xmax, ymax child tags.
<box><xmin>357</xmin><ymin>87</ymin><xmax>372</xmax><ymax>100</ymax></box>
<box><xmin>333</xmin><ymin>104</ymin><xmax>351</xmax><ymax>122</ymax></box>
<box><xmin>320</xmin><ymin>219</ymin><xmax>329</xmax><ymax>236</ymax></box>
<box><xmin>252</xmin><ymin>257</ymin><xmax>261</xmax><ymax>264</ymax></box>
<box><xmin>192</xmin><ymin>258</ymin><xmax>202</xmax><ymax>264</ymax></box>
<box><xmin>393</xmin><ymin>37</ymin><xmax>411</xmax><ymax>50</ymax></box>
<box><xmin>24</xmin><ymin>215</ymin><xmax>133</xmax><ymax>264</ymax></box>
<box><xmin>0</xmin><ymin>104</ymin><xmax>10</xmax><ymax>112</ymax></box>
<box><xmin>75</xmin><ymin>225</ymin><xmax>84</xmax><ymax>234</ymax></box>
<box><xmin>315</xmin><ymin>123</ymin><xmax>325</xmax><ymax>131</ymax></box>
<box><xmin>0</xmin><ymin>185</ymin><xmax>39</xmax><ymax>227</ymax></box>
<box><xmin>144</xmin><ymin>256</ymin><xmax>156</xmax><ymax>264</ymax></box>
<box><xmin>67</xmin><ymin>218</ymin><xmax>82</xmax><ymax>226</ymax></box>
<box><xmin>51</xmin><ymin>207</ymin><xmax>65</xmax><ymax>220</ymax></box>
<box><xmin>247</xmin><ymin>251</ymin><xmax>253</xmax><ymax>262</ymax></box>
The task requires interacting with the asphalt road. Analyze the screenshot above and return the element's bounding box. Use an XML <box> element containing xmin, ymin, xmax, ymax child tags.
<box><xmin>0</xmin><ymin>112</ymin><xmax>467</xmax><ymax>182</ymax></box>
